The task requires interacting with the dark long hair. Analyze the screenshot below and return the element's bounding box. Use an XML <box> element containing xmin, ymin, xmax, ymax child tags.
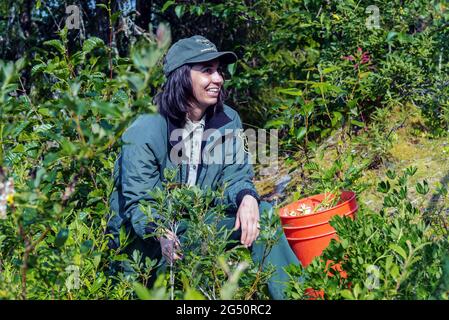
<box><xmin>154</xmin><ymin>63</ymin><xmax>226</xmax><ymax>127</ymax></box>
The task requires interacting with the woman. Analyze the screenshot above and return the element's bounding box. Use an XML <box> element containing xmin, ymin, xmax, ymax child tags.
<box><xmin>108</xmin><ymin>35</ymin><xmax>299</xmax><ymax>299</ymax></box>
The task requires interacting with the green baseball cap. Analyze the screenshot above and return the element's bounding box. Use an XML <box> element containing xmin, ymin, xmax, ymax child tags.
<box><xmin>163</xmin><ymin>35</ymin><xmax>238</xmax><ymax>76</ymax></box>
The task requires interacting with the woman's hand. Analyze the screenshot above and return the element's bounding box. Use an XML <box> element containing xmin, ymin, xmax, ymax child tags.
<box><xmin>159</xmin><ymin>230</ymin><xmax>183</xmax><ymax>263</ymax></box>
<box><xmin>234</xmin><ymin>194</ymin><xmax>260</xmax><ymax>247</ymax></box>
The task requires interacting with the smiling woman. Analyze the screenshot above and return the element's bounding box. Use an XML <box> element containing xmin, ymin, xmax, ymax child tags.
<box><xmin>190</xmin><ymin>60</ymin><xmax>224</xmax><ymax>113</ymax></box>
<box><xmin>107</xmin><ymin>35</ymin><xmax>300</xmax><ymax>299</ymax></box>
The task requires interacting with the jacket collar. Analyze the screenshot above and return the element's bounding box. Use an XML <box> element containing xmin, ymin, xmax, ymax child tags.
<box><xmin>167</xmin><ymin>105</ymin><xmax>232</xmax><ymax>147</ymax></box>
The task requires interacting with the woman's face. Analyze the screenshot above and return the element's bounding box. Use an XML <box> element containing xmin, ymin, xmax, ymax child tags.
<box><xmin>190</xmin><ymin>60</ymin><xmax>223</xmax><ymax>109</ymax></box>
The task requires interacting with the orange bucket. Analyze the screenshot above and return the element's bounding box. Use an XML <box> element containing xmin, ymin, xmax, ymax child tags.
<box><xmin>283</xmin><ymin>210</ymin><xmax>356</xmax><ymax>239</ymax></box>
<box><xmin>279</xmin><ymin>191</ymin><xmax>357</xmax><ymax>267</ymax></box>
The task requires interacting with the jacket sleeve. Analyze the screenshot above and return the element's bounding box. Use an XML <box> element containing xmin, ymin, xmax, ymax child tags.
<box><xmin>120</xmin><ymin>129</ymin><xmax>162</xmax><ymax>239</ymax></box>
<box><xmin>218</xmin><ymin>113</ymin><xmax>260</xmax><ymax>212</ymax></box>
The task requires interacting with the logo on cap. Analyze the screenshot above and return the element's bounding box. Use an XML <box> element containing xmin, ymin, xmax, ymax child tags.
<box><xmin>196</xmin><ymin>38</ymin><xmax>216</xmax><ymax>52</ymax></box>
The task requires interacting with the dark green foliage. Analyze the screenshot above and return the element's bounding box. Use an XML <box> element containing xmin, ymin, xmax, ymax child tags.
<box><xmin>0</xmin><ymin>24</ymin><xmax>170</xmax><ymax>299</ymax></box>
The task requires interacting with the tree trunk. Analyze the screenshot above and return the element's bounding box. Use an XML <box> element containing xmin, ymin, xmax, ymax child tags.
<box><xmin>18</xmin><ymin>0</ymin><xmax>33</xmax><ymax>59</ymax></box>
<box><xmin>136</xmin><ymin>0</ymin><xmax>153</xmax><ymax>31</ymax></box>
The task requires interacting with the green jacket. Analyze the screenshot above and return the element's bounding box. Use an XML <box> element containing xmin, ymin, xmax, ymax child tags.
<box><xmin>107</xmin><ymin>104</ymin><xmax>260</xmax><ymax>248</ymax></box>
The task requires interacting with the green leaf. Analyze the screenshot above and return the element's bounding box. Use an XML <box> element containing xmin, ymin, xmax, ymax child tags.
<box><xmin>340</xmin><ymin>289</ymin><xmax>354</xmax><ymax>300</ymax></box>
<box><xmin>295</xmin><ymin>127</ymin><xmax>307</xmax><ymax>141</ymax></box>
<box><xmin>91</xmin><ymin>101</ymin><xmax>122</xmax><ymax>118</ymax></box>
<box><xmin>34</xmin><ymin>123</ymin><xmax>54</xmax><ymax>133</ymax></box>
<box><xmin>398</xmin><ymin>186</ymin><xmax>407</xmax><ymax>200</ymax></box>
<box><xmin>119</xmin><ymin>225</ymin><xmax>129</xmax><ymax>247</ymax></box>
<box><xmin>31</xmin><ymin>63</ymin><xmax>46</xmax><ymax>75</ymax></box>
<box><xmin>302</xmin><ymin>102</ymin><xmax>314</xmax><ymax>116</ymax></box>
<box><xmin>227</xmin><ymin>63</ymin><xmax>236</xmax><ymax>76</ymax></box>
<box><xmin>43</xmin><ymin>39</ymin><xmax>66</xmax><ymax>55</ymax></box>
<box><xmin>398</xmin><ymin>175</ymin><xmax>407</xmax><ymax>186</ymax></box>
<box><xmin>265</xmin><ymin>118</ymin><xmax>287</xmax><ymax>129</ymax></box>
<box><xmin>175</xmin><ymin>5</ymin><xmax>185</xmax><ymax>18</ymax></box>
<box><xmin>397</xmin><ymin>32</ymin><xmax>411</xmax><ymax>43</ymax></box>
<box><xmin>191</xmin><ymin>5</ymin><xmax>205</xmax><ymax>16</ymax></box>
<box><xmin>359</xmin><ymin>72</ymin><xmax>370</xmax><ymax>79</ymax></box>
<box><xmin>11</xmin><ymin>121</ymin><xmax>30</xmax><ymax>136</ymax></box>
<box><xmin>38</xmin><ymin>108</ymin><xmax>51</xmax><ymax>116</ymax></box>
<box><xmin>390</xmin><ymin>263</ymin><xmax>400</xmax><ymax>279</ymax></box>
<box><xmin>12</xmin><ymin>144</ymin><xmax>25</xmax><ymax>153</ymax></box>
<box><xmin>112</xmin><ymin>90</ymin><xmax>128</xmax><ymax>103</ymax></box>
<box><xmin>331</xmin><ymin>111</ymin><xmax>343</xmax><ymax>127</ymax></box>
<box><xmin>43</xmin><ymin>153</ymin><xmax>59</xmax><ymax>166</ymax></box>
<box><xmin>436</xmin><ymin>183</ymin><xmax>448</xmax><ymax>197</ymax></box>
<box><xmin>55</xmin><ymin>229</ymin><xmax>69</xmax><ymax>248</ymax></box>
<box><xmin>377</xmin><ymin>180</ymin><xmax>390</xmax><ymax>193</ymax></box>
<box><xmin>405</xmin><ymin>166</ymin><xmax>417</xmax><ymax>177</ymax></box>
<box><xmin>311</xmin><ymin>82</ymin><xmax>343</xmax><ymax>94</ymax></box>
<box><xmin>390</xmin><ymin>243</ymin><xmax>407</xmax><ymax>260</ymax></box>
<box><xmin>350</xmin><ymin>119</ymin><xmax>365</xmax><ymax>128</ymax></box>
<box><xmin>82</xmin><ymin>37</ymin><xmax>105</xmax><ymax>54</ymax></box>
<box><xmin>322</xmin><ymin>66</ymin><xmax>340</xmax><ymax>74</ymax></box>
<box><xmin>353</xmin><ymin>283</ymin><xmax>362</xmax><ymax>299</ymax></box>
<box><xmin>277</xmin><ymin>88</ymin><xmax>303</xmax><ymax>96</ymax></box>
<box><xmin>80</xmin><ymin>240</ymin><xmax>93</xmax><ymax>254</ymax></box>
<box><xmin>96</xmin><ymin>3</ymin><xmax>109</xmax><ymax>10</ymax></box>
<box><xmin>89</xmin><ymin>274</ymin><xmax>106</xmax><ymax>293</ymax></box>
<box><xmin>184</xmin><ymin>287</ymin><xmax>205</xmax><ymax>300</ymax></box>
<box><xmin>416</xmin><ymin>180</ymin><xmax>429</xmax><ymax>195</ymax></box>
<box><xmin>133</xmin><ymin>283</ymin><xmax>152</xmax><ymax>300</ymax></box>
<box><xmin>93</xmin><ymin>253</ymin><xmax>101</xmax><ymax>269</ymax></box>
<box><xmin>383</xmin><ymin>195</ymin><xmax>399</xmax><ymax>207</ymax></box>
<box><xmin>34</xmin><ymin>167</ymin><xmax>47</xmax><ymax>188</ymax></box>
<box><xmin>386</xmin><ymin>31</ymin><xmax>398</xmax><ymax>42</ymax></box>
<box><xmin>161</xmin><ymin>0</ymin><xmax>175</xmax><ymax>12</ymax></box>
<box><xmin>386</xmin><ymin>170</ymin><xmax>396</xmax><ymax>180</ymax></box>
<box><xmin>59</xmin><ymin>137</ymin><xmax>78</xmax><ymax>155</ymax></box>
<box><xmin>111</xmin><ymin>11</ymin><xmax>121</xmax><ymax>24</ymax></box>
<box><xmin>112</xmin><ymin>254</ymin><xmax>129</xmax><ymax>262</ymax></box>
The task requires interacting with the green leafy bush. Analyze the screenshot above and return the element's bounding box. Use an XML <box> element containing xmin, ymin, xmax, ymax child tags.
<box><xmin>0</xmin><ymin>25</ymin><xmax>169</xmax><ymax>299</ymax></box>
<box><xmin>285</xmin><ymin>167</ymin><xmax>449</xmax><ymax>300</ymax></box>
<box><xmin>128</xmin><ymin>168</ymin><xmax>277</xmax><ymax>300</ymax></box>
